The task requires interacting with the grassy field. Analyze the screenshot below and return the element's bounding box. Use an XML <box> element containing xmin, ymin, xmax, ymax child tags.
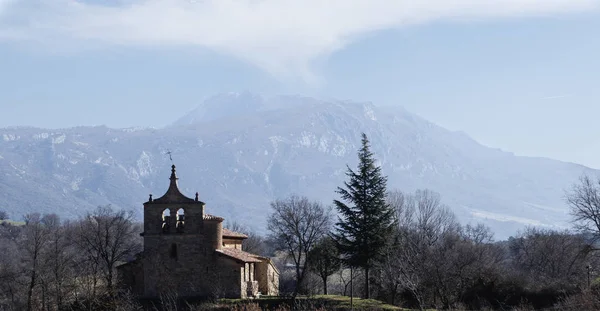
<box><xmin>0</xmin><ymin>219</ymin><xmax>25</xmax><ymax>226</ymax></box>
<box><xmin>215</xmin><ymin>295</ymin><xmax>407</xmax><ymax>310</ymax></box>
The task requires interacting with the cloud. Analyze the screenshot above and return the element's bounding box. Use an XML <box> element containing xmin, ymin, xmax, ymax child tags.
<box><xmin>1</xmin><ymin>0</ymin><xmax>598</xmax><ymax>82</ymax></box>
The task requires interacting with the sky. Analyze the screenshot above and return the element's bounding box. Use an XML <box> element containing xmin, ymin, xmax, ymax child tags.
<box><xmin>0</xmin><ymin>0</ymin><xmax>599</xmax><ymax>168</ymax></box>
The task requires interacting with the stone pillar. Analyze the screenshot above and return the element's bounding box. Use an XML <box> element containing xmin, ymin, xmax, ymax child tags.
<box><xmin>169</xmin><ymin>207</ymin><xmax>177</xmax><ymax>231</ymax></box>
<box><xmin>215</xmin><ymin>221</ymin><xmax>223</xmax><ymax>250</ymax></box>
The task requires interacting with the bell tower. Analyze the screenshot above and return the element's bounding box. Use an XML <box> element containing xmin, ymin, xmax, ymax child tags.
<box><xmin>141</xmin><ymin>164</ymin><xmax>223</xmax><ymax>298</ymax></box>
<box><xmin>142</xmin><ymin>165</ymin><xmax>206</xmax><ymax>236</ymax></box>
<box><xmin>115</xmin><ymin>163</ymin><xmax>280</xmax><ymax>300</ymax></box>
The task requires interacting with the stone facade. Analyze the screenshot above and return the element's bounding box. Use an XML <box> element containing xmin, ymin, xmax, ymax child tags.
<box><xmin>116</xmin><ymin>165</ymin><xmax>279</xmax><ymax>299</ymax></box>
<box><xmin>255</xmin><ymin>256</ymin><xmax>280</xmax><ymax>296</ymax></box>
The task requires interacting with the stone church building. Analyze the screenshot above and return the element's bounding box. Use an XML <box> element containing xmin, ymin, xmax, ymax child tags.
<box><xmin>117</xmin><ymin>165</ymin><xmax>279</xmax><ymax>299</ymax></box>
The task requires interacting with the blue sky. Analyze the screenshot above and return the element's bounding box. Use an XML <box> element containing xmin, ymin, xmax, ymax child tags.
<box><xmin>0</xmin><ymin>0</ymin><xmax>599</xmax><ymax>168</ymax></box>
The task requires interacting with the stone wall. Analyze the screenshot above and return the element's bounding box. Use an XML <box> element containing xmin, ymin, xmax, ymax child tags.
<box><xmin>223</xmin><ymin>238</ymin><xmax>242</xmax><ymax>249</ymax></box>
<box><xmin>267</xmin><ymin>263</ymin><xmax>280</xmax><ymax>296</ymax></box>
<box><xmin>247</xmin><ymin>281</ymin><xmax>259</xmax><ymax>297</ymax></box>
<box><xmin>143</xmin><ymin>203</ymin><xmax>205</xmax><ymax>236</ymax></box>
<box><xmin>116</xmin><ymin>258</ymin><xmax>144</xmax><ymax>296</ymax></box>
<box><xmin>211</xmin><ymin>256</ymin><xmax>244</xmax><ymax>298</ymax></box>
<box><xmin>142</xmin><ymin>233</ymin><xmax>245</xmax><ymax>298</ymax></box>
<box><xmin>255</xmin><ymin>260</ymin><xmax>279</xmax><ymax>296</ymax></box>
<box><xmin>142</xmin><ymin>234</ymin><xmax>214</xmax><ymax>298</ymax></box>
<box><xmin>203</xmin><ymin>220</ymin><xmax>223</xmax><ymax>250</ymax></box>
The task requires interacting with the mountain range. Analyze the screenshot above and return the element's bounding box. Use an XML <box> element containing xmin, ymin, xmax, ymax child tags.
<box><xmin>0</xmin><ymin>92</ymin><xmax>594</xmax><ymax>239</ymax></box>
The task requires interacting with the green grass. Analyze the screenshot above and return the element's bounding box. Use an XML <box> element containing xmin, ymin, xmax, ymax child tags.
<box><xmin>0</xmin><ymin>219</ymin><xmax>25</xmax><ymax>226</ymax></box>
<box><xmin>218</xmin><ymin>294</ymin><xmax>407</xmax><ymax>310</ymax></box>
<box><xmin>312</xmin><ymin>295</ymin><xmax>403</xmax><ymax>310</ymax></box>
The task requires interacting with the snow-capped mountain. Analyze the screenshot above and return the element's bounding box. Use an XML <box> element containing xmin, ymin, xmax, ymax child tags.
<box><xmin>0</xmin><ymin>93</ymin><xmax>593</xmax><ymax>239</ymax></box>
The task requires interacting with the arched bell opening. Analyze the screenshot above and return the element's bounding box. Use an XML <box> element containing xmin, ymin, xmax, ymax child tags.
<box><xmin>176</xmin><ymin>208</ymin><xmax>185</xmax><ymax>233</ymax></box>
<box><xmin>162</xmin><ymin>209</ymin><xmax>171</xmax><ymax>233</ymax></box>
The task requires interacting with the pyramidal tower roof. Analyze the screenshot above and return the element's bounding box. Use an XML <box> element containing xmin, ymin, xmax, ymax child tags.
<box><xmin>147</xmin><ymin>164</ymin><xmax>203</xmax><ymax>205</ymax></box>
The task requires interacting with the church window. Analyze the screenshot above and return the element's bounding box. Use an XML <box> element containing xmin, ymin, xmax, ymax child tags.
<box><xmin>162</xmin><ymin>209</ymin><xmax>171</xmax><ymax>233</ymax></box>
<box><xmin>170</xmin><ymin>243</ymin><xmax>178</xmax><ymax>260</ymax></box>
<box><xmin>176</xmin><ymin>208</ymin><xmax>185</xmax><ymax>233</ymax></box>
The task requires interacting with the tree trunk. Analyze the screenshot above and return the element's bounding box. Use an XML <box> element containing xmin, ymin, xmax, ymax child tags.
<box><xmin>54</xmin><ymin>242</ymin><xmax>64</xmax><ymax>310</ymax></box>
<box><xmin>56</xmin><ymin>278</ymin><xmax>63</xmax><ymax>310</ymax></box>
<box><xmin>350</xmin><ymin>267</ymin><xmax>354</xmax><ymax>308</ymax></box>
<box><xmin>107</xmin><ymin>267</ymin><xmax>113</xmax><ymax>296</ymax></box>
<box><xmin>364</xmin><ymin>267</ymin><xmax>370</xmax><ymax>299</ymax></box>
<box><xmin>92</xmin><ymin>272</ymin><xmax>98</xmax><ymax>298</ymax></box>
<box><xmin>294</xmin><ymin>263</ymin><xmax>301</xmax><ymax>297</ymax></box>
<box><xmin>295</xmin><ymin>252</ymin><xmax>312</xmax><ymax>297</ymax></box>
<box><xmin>391</xmin><ymin>283</ymin><xmax>398</xmax><ymax>305</ymax></box>
<box><xmin>322</xmin><ymin>275</ymin><xmax>328</xmax><ymax>295</ymax></box>
<box><xmin>9</xmin><ymin>288</ymin><xmax>15</xmax><ymax>307</ymax></box>
<box><xmin>27</xmin><ymin>268</ymin><xmax>36</xmax><ymax>311</ymax></box>
<box><xmin>41</xmin><ymin>280</ymin><xmax>47</xmax><ymax>311</ymax></box>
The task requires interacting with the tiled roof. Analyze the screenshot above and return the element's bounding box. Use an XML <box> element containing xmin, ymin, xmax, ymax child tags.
<box><xmin>215</xmin><ymin>248</ymin><xmax>262</xmax><ymax>263</ymax></box>
<box><xmin>203</xmin><ymin>214</ymin><xmax>224</xmax><ymax>221</ymax></box>
<box><xmin>222</xmin><ymin>228</ymin><xmax>248</xmax><ymax>239</ymax></box>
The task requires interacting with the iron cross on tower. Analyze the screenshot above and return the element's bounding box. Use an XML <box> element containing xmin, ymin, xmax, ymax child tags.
<box><xmin>166</xmin><ymin>150</ymin><xmax>174</xmax><ymax>164</ymax></box>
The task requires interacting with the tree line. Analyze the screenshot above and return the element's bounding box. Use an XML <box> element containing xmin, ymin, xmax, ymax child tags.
<box><xmin>265</xmin><ymin>133</ymin><xmax>600</xmax><ymax>310</ymax></box>
<box><xmin>2</xmin><ymin>133</ymin><xmax>600</xmax><ymax>310</ymax></box>
<box><xmin>0</xmin><ymin>206</ymin><xmax>141</xmax><ymax>310</ymax></box>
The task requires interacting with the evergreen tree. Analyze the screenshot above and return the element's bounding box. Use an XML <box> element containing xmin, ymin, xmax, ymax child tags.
<box><xmin>332</xmin><ymin>133</ymin><xmax>395</xmax><ymax>299</ymax></box>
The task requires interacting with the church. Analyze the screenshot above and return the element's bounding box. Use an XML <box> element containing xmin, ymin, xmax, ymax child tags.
<box><xmin>116</xmin><ymin>165</ymin><xmax>279</xmax><ymax>299</ymax></box>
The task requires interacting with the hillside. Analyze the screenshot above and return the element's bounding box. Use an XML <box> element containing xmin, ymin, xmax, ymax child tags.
<box><xmin>0</xmin><ymin>92</ymin><xmax>593</xmax><ymax>238</ymax></box>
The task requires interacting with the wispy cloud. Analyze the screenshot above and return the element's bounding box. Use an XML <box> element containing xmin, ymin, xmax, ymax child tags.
<box><xmin>1</xmin><ymin>0</ymin><xmax>598</xmax><ymax>82</ymax></box>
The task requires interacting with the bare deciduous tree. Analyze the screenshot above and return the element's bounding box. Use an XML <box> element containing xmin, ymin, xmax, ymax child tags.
<box><xmin>307</xmin><ymin>236</ymin><xmax>340</xmax><ymax>295</ymax></box>
<box><xmin>21</xmin><ymin>213</ymin><xmax>50</xmax><ymax>311</ymax></box>
<box><xmin>567</xmin><ymin>175</ymin><xmax>600</xmax><ymax>240</ymax></box>
<box><xmin>0</xmin><ymin>223</ymin><xmax>22</xmax><ymax>310</ymax></box>
<box><xmin>42</xmin><ymin>214</ymin><xmax>76</xmax><ymax>310</ymax></box>
<box><xmin>378</xmin><ymin>189</ymin><xmax>497</xmax><ymax>309</ymax></box>
<box><xmin>337</xmin><ymin>266</ymin><xmax>361</xmax><ymax>297</ymax></box>
<box><xmin>427</xmin><ymin>225</ymin><xmax>503</xmax><ymax>309</ymax></box>
<box><xmin>410</xmin><ymin>189</ymin><xmax>460</xmax><ymax>246</ymax></box>
<box><xmin>74</xmin><ymin>205</ymin><xmax>141</xmax><ymax>296</ymax></box>
<box><xmin>267</xmin><ymin>195</ymin><xmax>331</xmax><ymax>297</ymax></box>
<box><xmin>509</xmin><ymin>227</ymin><xmax>592</xmax><ymax>289</ymax></box>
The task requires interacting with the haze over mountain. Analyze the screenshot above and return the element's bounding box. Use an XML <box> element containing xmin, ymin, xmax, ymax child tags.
<box><xmin>0</xmin><ymin>92</ymin><xmax>593</xmax><ymax>239</ymax></box>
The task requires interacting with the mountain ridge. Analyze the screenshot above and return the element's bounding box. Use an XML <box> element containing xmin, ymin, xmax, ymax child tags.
<box><xmin>0</xmin><ymin>93</ymin><xmax>593</xmax><ymax>239</ymax></box>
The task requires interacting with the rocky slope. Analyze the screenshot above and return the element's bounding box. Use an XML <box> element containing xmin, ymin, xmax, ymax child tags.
<box><xmin>0</xmin><ymin>92</ymin><xmax>593</xmax><ymax>238</ymax></box>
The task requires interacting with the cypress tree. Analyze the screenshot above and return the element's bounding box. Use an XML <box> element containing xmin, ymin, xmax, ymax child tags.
<box><xmin>332</xmin><ymin>133</ymin><xmax>395</xmax><ymax>299</ymax></box>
